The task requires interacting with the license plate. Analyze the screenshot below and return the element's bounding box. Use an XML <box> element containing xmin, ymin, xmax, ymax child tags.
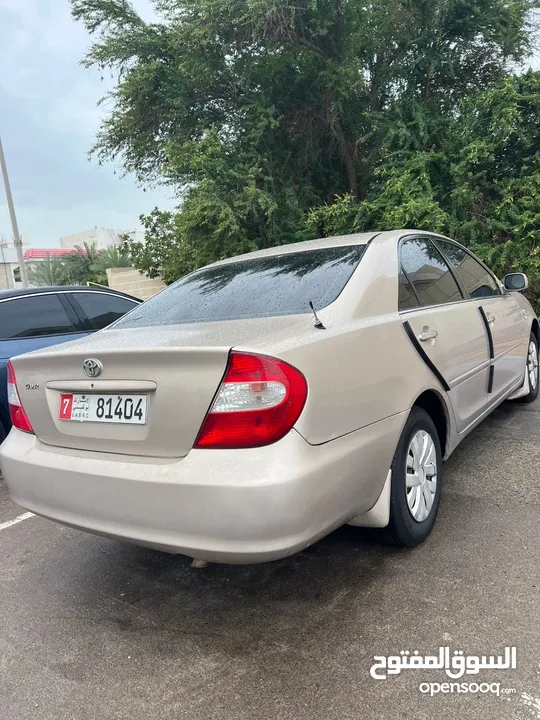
<box><xmin>59</xmin><ymin>394</ymin><xmax>148</xmax><ymax>425</ymax></box>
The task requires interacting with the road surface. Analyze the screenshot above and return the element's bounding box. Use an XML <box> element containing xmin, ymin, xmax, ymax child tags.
<box><xmin>1</xmin><ymin>399</ymin><xmax>539</xmax><ymax>719</ymax></box>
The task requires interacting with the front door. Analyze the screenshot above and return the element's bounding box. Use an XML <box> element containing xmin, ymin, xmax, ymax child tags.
<box><xmin>475</xmin><ymin>294</ymin><xmax>528</xmax><ymax>397</ymax></box>
<box><xmin>433</xmin><ymin>238</ymin><xmax>528</xmax><ymax>399</ymax></box>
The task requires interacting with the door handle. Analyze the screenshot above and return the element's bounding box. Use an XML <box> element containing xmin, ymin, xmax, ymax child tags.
<box><xmin>485</xmin><ymin>312</ymin><xmax>495</xmax><ymax>324</ymax></box>
<box><xmin>417</xmin><ymin>328</ymin><xmax>438</xmax><ymax>342</ymax></box>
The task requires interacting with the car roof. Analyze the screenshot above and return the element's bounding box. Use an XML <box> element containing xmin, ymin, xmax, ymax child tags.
<box><xmin>208</xmin><ymin>231</ymin><xmax>380</xmax><ymax>267</ymax></box>
<box><xmin>207</xmin><ymin>229</ymin><xmax>465</xmax><ymax>269</ymax></box>
<box><xmin>0</xmin><ymin>286</ymin><xmax>141</xmax><ymax>302</ymax></box>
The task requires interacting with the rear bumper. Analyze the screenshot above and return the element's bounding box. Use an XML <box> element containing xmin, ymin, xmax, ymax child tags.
<box><xmin>0</xmin><ymin>414</ymin><xmax>406</xmax><ymax>563</ymax></box>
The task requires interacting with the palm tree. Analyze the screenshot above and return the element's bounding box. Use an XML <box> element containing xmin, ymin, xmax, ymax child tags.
<box><xmin>63</xmin><ymin>242</ymin><xmax>100</xmax><ymax>284</ymax></box>
<box><xmin>95</xmin><ymin>245</ymin><xmax>132</xmax><ymax>272</ymax></box>
<box><xmin>28</xmin><ymin>255</ymin><xmax>68</xmax><ymax>286</ymax></box>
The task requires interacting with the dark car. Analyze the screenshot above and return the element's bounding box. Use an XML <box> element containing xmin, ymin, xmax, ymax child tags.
<box><xmin>0</xmin><ymin>286</ymin><xmax>141</xmax><ymax>442</ymax></box>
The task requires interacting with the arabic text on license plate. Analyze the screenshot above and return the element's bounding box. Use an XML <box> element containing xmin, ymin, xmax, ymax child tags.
<box><xmin>59</xmin><ymin>394</ymin><xmax>148</xmax><ymax>424</ymax></box>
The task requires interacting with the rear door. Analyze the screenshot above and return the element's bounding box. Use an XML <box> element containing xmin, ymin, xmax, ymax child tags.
<box><xmin>435</xmin><ymin>239</ymin><xmax>528</xmax><ymax>398</ymax></box>
<box><xmin>0</xmin><ymin>292</ymin><xmax>87</xmax><ymax>364</ymax></box>
<box><xmin>65</xmin><ymin>291</ymin><xmax>140</xmax><ymax>331</ymax></box>
<box><xmin>0</xmin><ymin>292</ymin><xmax>88</xmax><ymax>430</ymax></box>
<box><xmin>399</xmin><ymin>236</ymin><xmax>491</xmax><ymax>433</ymax></box>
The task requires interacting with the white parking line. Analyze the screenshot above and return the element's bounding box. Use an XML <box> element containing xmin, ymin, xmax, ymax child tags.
<box><xmin>0</xmin><ymin>512</ymin><xmax>34</xmax><ymax>531</ymax></box>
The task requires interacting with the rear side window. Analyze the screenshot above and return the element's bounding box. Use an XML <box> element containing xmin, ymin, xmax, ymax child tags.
<box><xmin>0</xmin><ymin>294</ymin><xmax>75</xmax><ymax>339</ymax></box>
<box><xmin>112</xmin><ymin>245</ymin><xmax>366</xmax><ymax>328</ymax></box>
<box><xmin>70</xmin><ymin>292</ymin><xmax>138</xmax><ymax>331</ymax></box>
<box><xmin>398</xmin><ymin>270</ymin><xmax>420</xmax><ymax>310</ymax></box>
<box><xmin>400</xmin><ymin>238</ymin><xmax>463</xmax><ymax>309</ymax></box>
<box><xmin>435</xmin><ymin>240</ymin><xmax>501</xmax><ymax>298</ymax></box>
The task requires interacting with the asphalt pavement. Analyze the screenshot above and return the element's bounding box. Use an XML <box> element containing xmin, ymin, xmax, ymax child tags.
<box><xmin>1</xmin><ymin>399</ymin><xmax>540</xmax><ymax>720</ymax></box>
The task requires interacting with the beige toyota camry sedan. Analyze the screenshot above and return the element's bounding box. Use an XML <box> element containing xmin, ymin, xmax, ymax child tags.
<box><xmin>1</xmin><ymin>230</ymin><xmax>538</xmax><ymax>564</ymax></box>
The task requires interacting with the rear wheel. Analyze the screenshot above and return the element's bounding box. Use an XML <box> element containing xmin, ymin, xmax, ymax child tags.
<box><xmin>0</xmin><ymin>421</ymin><xmax>5</xmax><ymax>445</ymax></box>
<box><xmin>514</xmin><ymin>332</ymin><xmax>539</xmax><ymax>404</ymax></box>
<box><xmin>387</xmin><ymin>407</ymin><xmax>442</xmax><ymax>547</ymax></box>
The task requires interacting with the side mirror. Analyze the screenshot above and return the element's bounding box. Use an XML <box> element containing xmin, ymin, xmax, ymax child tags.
<box><xmin>504</xmin><ymin>273</ymin><xmax>528</xmax><ymax>292</ymax></box>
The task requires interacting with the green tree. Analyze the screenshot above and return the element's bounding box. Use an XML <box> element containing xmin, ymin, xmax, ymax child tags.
<box><xmin>28</xmin><ymin>255</ymin><xmax>69</xmax><ymax>287</ymax></box>
<box><xmin>72</xmin><ymin>0</ymin><xmax>535</xmax><ymax>282</ymax></box>
<box><xmin>448</xmin><ymin>71</ymin><xmax>540</xmax><ymax>304</ymax></box>
<box><xmin>63</xmin><ymin>242</ymin><xmax>106</xmax><ymax>285</ymax></box>
<box><xmin>94</xmin><ymin>243</ymin><xmax>132</xmax><ymax>272</ymax></box>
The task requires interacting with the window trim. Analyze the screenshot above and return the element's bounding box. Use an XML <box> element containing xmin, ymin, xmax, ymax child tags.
<box><xmin>0</xmin><ymin>290</ymin><xmax>140</xmax><ymax>305</ymax></box>
<box><xmin>399</xmin><ymin>264</ymin><xmax>422</xmax><ymax>308</ymax></box>
<box><xmin>398</xmin><ymin>234</ymin><xmax>465</xmax><ymax>311</ymax></box>
<box><xmin>58</xmin><ymin>293</ymin><xmax>86</xmax><ymax>332</ymax></box>
<box><xmin>0</xmin><ymin>293</ymin><xmax>81</xmax><ymax>341</ymax></box>
<box><xmin>430</xmin><ymin>236</ymin><xmax>503</xmax><ymax>300</ymax></box>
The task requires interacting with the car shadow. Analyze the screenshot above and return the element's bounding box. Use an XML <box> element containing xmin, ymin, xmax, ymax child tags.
<box><xmin>56</xmin><ymin>398</ymin><xmax>537</xmax><ymax>659</ymax></box>
<box><xmin>65</xmin><ymin>523</ymin><xmax>409</xmax><ymax>649</ymax></box>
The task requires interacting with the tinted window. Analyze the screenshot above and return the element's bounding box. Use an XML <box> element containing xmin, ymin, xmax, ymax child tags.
<box><xmin>436</xmin><ymin>240</ymin><xmax>501</xmax><ymax>298</ymax></box>
<box><xmin>398</xmin><ymin>268</ymin><xmax>420</xmax><ymax>309</ymax></box>
<box><xmin>112</xmin><ymin>246</ymin><xmax>366</xmax><ymax>328</ymax></box>
<box><xmin>71</xmin><ymin>292</ymin><xmax>138</xmax><ymax>331</ymax></box>
<box><xmin>0</xmin><ymin>294</ymin><xmax>75</xmax><ymax>340</ymax></box>
<box><xmin>400</xmin><ymin>238</ymin><xmax>463</xmax><ymax>308</ymax></box>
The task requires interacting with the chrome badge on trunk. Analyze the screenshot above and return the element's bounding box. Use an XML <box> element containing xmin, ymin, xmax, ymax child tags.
<box><xmin>83</xmin><ymin>359</ymin><xmax>103</xmax><ymax>378</ymax></box>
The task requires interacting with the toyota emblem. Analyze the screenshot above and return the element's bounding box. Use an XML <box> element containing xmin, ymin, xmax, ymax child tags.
<box><xmin>83</xmin><ymin>358</ymin><xmax>103</xmax><ymax>378</ymax></box>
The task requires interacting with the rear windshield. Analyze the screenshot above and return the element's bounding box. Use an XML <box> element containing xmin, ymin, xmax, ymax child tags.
<box><xmin>112</xmin><ymin>245</ymin><xmax>366</xmax><ymax>328</ymax></box>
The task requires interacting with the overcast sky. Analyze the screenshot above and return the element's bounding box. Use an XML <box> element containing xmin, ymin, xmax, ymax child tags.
<box><xmin>0</xmin><ymin>0</ymin><xmax>173</xmax><ymax>248</ymax></box>
<box><xmin>1</xmin><ymin>2</ymin><xmax>539</xmax><ymax>250</ymax></box>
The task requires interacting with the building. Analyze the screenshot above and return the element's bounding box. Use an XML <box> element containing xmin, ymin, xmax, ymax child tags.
<box><xmin>0</xmin><ymin>247</ymin><xmax>88</xmax><ymax>290</ymax></box>
<box><xmin>0</xmin><ymin>240</ymin><xmax>76</xmax><ymax>290</ymax></box>
<box><xmin>23</xmin><ymin>248</ymin><xmax>80</xmax><ymax>261</ymax></box>
<box><xmin>60</xmin><ymin>227</ymin><xmax>144</xmax><ymax>249</ymax></box>
<box><xmin>0</xmin><ymin>226</ymin><xmax>145</xmax><ymax>290</ymax></box>
<box><xmin>21</xmin><ymin>248</ymin><xmax>88</xmax><ymax>289</ymax></box>
<box><xmin>0</xmin><ymin>238</ymin><xmax>30</xmax><ymax>290</ymax></box>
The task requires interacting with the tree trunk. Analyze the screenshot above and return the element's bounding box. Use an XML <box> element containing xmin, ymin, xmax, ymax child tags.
<box><xmin>332</xmin><ymin>119</ymin><xmax>359</xmax><ymax>199</ymax></box>
<box><xmin>342</xmin><ymin>143</ymin><xmax>359</xmax><ymax>199</ymax></box>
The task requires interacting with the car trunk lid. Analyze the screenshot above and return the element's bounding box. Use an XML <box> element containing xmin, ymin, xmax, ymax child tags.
<box><xmin>11</xmin><ymin>318</ymin><xmax>306</xmax><ymax>458</ymax></box>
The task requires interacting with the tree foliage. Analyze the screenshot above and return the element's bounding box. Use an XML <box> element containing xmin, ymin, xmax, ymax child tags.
<box><xmin>72</xmin><ymin>0</ymin><xmax>540</xmax><ymax>301</ymax></box>
<box><xmin>28</xmin><ymin>255</ymin><xmax>69</xmax><ymax>287</ymax></box>
<box><xmin>28</xmin><ymin>243</ymin><xmax>132</xmax><ymax>287</ymax></box>
<box><xmin>94</xmin><ymin>243</ymin><xmax>132</xmax><ymax>272</ymax></box>
<box><xmin>62</xmin><ymin>242</ymin><xmax>105</xmax><ymax>285</ymax></box>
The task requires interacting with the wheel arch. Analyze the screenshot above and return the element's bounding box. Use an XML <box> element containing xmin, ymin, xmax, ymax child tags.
<box><xmin>348</xmin><ymin>390</ymin><xmax>449</xmax><ymax>529</ymax></box>
<box><xmin>412</xmin><ymin>389</ymin><xmax>449</xmax><ymax>458</ymax></box>
<box><xmin>532</xmin><ymin>318</ymin><xmax>539</xmax><ymax>344</ymax></box>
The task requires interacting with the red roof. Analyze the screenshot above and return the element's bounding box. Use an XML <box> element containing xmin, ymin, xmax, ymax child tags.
<box><xmin>24</xmin><ymin>248</ymin><xmax>84</xmax><ymax>260</ymax></box>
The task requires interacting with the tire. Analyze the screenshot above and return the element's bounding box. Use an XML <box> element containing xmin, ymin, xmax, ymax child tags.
<box><xmin>514</xmin><ymin>332</ymin><xmax>539</xmax><ymax>404</ymax></box>
<box><xmin>387</xmin><ymin>407</ymin><xmax>442</xmax><ymax>547</ymax></box>
<box><xmin>0</xmin><ymin>421</ymin><xmax>5</xmax><ymax>445</ymax></box>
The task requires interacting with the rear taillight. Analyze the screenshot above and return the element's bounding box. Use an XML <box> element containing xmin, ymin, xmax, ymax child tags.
<box><xmin>7</xmin><ymin>361</ymin><xmax>34</xmax><ymax>434</ymax></box>
<box><xmin>194</xmin><ymin>352</ymin><xmax>307</xmax><ymax>449</ymax></box>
